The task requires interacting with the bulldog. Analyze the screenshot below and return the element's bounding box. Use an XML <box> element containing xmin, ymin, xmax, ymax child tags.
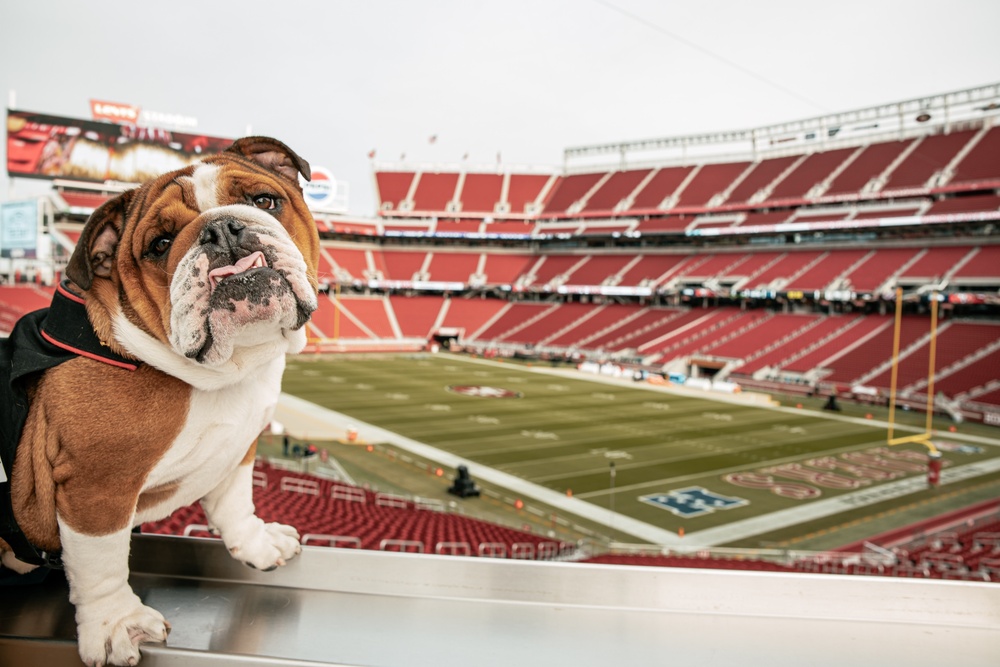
<box><xmin>0</xmin><ymin>136</ymin><xmax>320</xmax><ymax>666</ymax></box>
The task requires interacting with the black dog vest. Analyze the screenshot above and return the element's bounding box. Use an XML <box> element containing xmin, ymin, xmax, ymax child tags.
<box><xmin>0</xmin><ymin>281</ymin><xmax>138</xmax><ymax>571</ymax></box>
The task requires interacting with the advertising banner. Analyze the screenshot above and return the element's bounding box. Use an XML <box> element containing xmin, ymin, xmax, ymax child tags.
<box><xmin>7</xmin><ymin>109</ymin><xmax>233</xmax><ymax>184</ymax></box>
<box><xmin>0</xmin><ymin>199</ymin><xmax>39</xmax><ymax>258</ymax></box>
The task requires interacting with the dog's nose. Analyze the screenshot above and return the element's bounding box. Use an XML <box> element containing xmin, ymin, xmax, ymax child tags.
<box><xmin>200</xmin><ymin>218</ymin><xmax>246</xmax><ymax>250</ymax></box>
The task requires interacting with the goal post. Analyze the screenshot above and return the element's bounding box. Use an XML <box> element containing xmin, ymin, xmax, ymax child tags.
<box><xmin>886</xmin><ymin>287</ymin><xmax>940</xmax><ymax>455</ymax></box>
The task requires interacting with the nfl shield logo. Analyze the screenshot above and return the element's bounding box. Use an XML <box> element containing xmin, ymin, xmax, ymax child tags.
<box><xmin>640</xmin><ymin>487</ymin><xmax>748</xmax><ymax>518</ymax></box>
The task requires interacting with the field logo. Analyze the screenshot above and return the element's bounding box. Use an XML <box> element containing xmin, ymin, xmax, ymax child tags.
<box><xmin>640</xmin><ymin>487</ymin><xmax>748</xmax><ymax>518</ymax></box>
<box><xmin>447</xmin><ymin>385</ymin><xmax>523</xmax><ymax>399</ymax></box>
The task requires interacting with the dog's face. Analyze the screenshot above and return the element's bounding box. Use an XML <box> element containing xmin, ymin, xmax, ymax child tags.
<box><xmin>66</xmin><ymin>137</ymin><xmax>320</xmax><ymax>373</ymax></box>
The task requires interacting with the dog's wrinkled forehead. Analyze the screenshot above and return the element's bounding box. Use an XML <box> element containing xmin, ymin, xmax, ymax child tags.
<box><xmin>187</xmin><ymin>163</ymin><xmax>224</xmax><ymax>211</ymax></box>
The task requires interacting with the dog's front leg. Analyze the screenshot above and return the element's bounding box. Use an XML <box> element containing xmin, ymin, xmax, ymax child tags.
<box><xmin>200</xmin><ymin>461</ymin><xmax>301</xmax><ymax>571</ymax></box>
<box><xmin>59</xmin><ymin>518</ymin><xmax>169</xmax><ymax>667</ymax></box>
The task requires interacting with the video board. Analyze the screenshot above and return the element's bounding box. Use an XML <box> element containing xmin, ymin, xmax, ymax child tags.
<box><xmin>6</xmin><ymin>109</ymin><xmax>233</xmax><ymax>184</ymax></box>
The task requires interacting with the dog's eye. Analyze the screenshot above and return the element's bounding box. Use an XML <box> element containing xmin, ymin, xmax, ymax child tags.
<box><xmin>252</xmin><ymin>194</ymin><xmax>278</xmax><ymax>210</ymax></box>
<box><xmin>146</xmin><ymin>234</ymin><xmax>173</xmax><ymax>258</ymax></box>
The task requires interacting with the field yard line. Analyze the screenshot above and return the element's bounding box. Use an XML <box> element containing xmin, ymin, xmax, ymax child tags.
<box><xmin>442</xmin><ymin>354</ymin><xmax>1000</xmax><ymax>449</ymax></box>
<box><xmin>277</xmin><ymin>393</ymin><xmax>685</xmax><ymax>545</ymax></box>
<box><xmin>686</xmin><ymin>457</ymin><xmax>1000</xmax><ymax>546</ymax></box>
<box><xmin>533</xmin><ymin>425</ymin><xmax>879</xmax><ymax>484</ymax></box>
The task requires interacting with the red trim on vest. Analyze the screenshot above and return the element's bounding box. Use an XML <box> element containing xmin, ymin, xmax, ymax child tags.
<box><xmin>40</xmin><ymin>330</ymin><xmax>139</xmax><ymax>371</ymax></box>
<box><xmin>56</xmin><ymin>281</ymin><xmax>86</xmax><ymax>305</ymax></box>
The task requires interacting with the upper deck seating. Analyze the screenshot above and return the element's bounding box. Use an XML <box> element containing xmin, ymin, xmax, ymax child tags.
<box><xmin>582</xmin><ymin>169</ymin><xmax>652</xmax><ymax>213</ymax></box>
<box><xmin>949</xmin><ymin>126</ymin><xmax>1000</xmax><ymax>186</ymax></box>
<box><xmin>882</xmin><ymin>130</ymin><xmax>976</xmax><ymax>192</ymax></box>
<box><xmin>724</xmin><ymin>155</ymin><xmax>800</xmax><ymax>205</ymax></box>
<box><xmin>505</xmin><ymin>174</ymin><xmax>551</xmax><ymax>215</ymax></box>
<box><xmin>459</xmin><ymin>173</ymin><xmax>504</xmax><ymax>214</ymax></box>
<box><xmin>409</xmin><ymin>173</ymin><xmax>459</xmax><ymax>213</ymax></box>
<box><xmin>629</xmin><ymin>166</ymin><xmax>695</xmax><ymax>210</ymax></box>
<box><xmin>375</xmin><ymin>171</ymin><xmax>416</xmax><ymax>211</ymax></box>
<box><xmin>674</xmin><ymin>162</ymin><xmax>751</xmax><ymax>208</ymax></box>
<box><xmin>765</xmin><ymin>147</ymin><xmax>856</xmax><ymax>202</ymax></box>
<box><xmin>824</xmin><ymin>139</ymin><xmax>913</xmax><ymax>197</ymax></box>
<box><xmin>542</xmin><ymin>173</ymin><xmax>604</xmax><ymax>215</ymax></box>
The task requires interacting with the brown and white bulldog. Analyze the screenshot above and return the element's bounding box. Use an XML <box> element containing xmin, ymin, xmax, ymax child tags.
<box><xmin>0</xmin><ymin>136</ymin><xmax>320</xmax><ymax>666</ymax></box>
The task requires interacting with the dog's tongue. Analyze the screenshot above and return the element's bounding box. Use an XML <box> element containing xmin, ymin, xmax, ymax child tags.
<box><xmin>208</xmin><ymin>251</ymin><xmax>267</xmax><ymax>289</ymax></box>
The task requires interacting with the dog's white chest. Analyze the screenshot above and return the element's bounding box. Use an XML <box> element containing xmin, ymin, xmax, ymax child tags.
<box><xmin>136</xmin><ymin>359</ymin><xmax>285</xmax><ymax>521</ymax></box>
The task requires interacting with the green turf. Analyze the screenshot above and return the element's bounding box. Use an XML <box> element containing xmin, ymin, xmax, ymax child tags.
<box><xmin>281</xmin><ymin>353</ymin><xmax>1000</xmax><ymax>547</ymax></box>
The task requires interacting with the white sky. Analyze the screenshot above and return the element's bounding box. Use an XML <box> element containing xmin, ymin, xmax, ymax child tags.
<box><xmin>2</xmin><ymin>0</ymin><xmax>999</xmax><ymax>215</ymax></box>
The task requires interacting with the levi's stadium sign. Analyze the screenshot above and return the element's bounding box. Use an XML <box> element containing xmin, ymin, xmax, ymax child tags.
<box><xmin>90</xmin><ymin>99</ymin><xmax>198</xmax><ymax>129</ymax></box>
<box><xmin>90</xmin><ymin>100</ymin><xmax>140</xmax><ymax>124</ymax></box>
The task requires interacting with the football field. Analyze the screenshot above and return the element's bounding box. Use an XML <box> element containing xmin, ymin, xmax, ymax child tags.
<box><xmin>280</xmin><ymin>353</ymin><xmax>1000</xmax><ymax>548</ymax></box>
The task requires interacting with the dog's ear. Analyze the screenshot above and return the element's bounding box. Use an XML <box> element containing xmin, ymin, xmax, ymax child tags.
<box><xmin>65</xmin><ymin>189</ymin><xmax>135</xmax><ymax>290</ymax></box>
<box><xmin>226</xmin><ymin>136</ymin><xmax>312</xmax><ymax>185</ymax></box>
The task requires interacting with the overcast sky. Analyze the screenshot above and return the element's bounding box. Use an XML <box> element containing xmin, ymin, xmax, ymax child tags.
<box><xmin>2</xmin><ymin>0</ymin><xmax>999</xmax><ymax>215</ymax></box>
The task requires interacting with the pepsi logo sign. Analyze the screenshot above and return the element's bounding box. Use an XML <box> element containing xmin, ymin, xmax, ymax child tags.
<box><xmin>302</xmin><ymin>166</ymin><xmax>337</xmax><ymax>209</ymax></box>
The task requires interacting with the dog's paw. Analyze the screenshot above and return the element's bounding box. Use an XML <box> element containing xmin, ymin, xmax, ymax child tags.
<box><xmin>228</xmin><ymin>521</ymin><xmax>301</xmax><ymax>571</ymax></box>
<box><xmin>77</xmin><ymin>602</ymin><xmax>170</xmax><ymax>667</ymax></box>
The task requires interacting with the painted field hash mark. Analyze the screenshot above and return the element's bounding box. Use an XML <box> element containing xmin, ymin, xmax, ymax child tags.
<box><xmin>468</xmin><ymin>415</ymin><xmax>500</xmax><ymax>424</ymax></box>
<box><xmin>521</xmin><ymin>430</ymin><xmax>560</xmax><ymax>440</ymax></box>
